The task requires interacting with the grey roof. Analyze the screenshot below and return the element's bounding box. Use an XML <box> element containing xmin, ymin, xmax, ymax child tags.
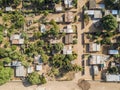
<box><xmin>65</xmin><ymin>34</ymin><xmax>73</xmax><ymax>44</ymax></box>
<box><xmin>5</xmin><ymin>7</ymin><xmax>12</xmax><ymax>11</ymax></box>
<box><xmin>34</xmin><ymin>55</ymin><xmax>42</xmax><ymax>64</ymax></box>
<box><xmin>109</xmin><ymin>50</ymin><xmax>119</xmax><ymax>55</ymax></box>
<box><xmin>89</xmin><ymin>0</ymin><xmax>96</xmax><ymax>9</ymax></box>
<box><xmin>12</xmin><ymin>61</ymin><xmax>21</xmax><ymax>67</ymax></box>
<box><xmin>36</xmin><ymin>64</ymin><xmax>42</xmax><ymax>71</ymax></box>
<box><xmin>16</xmin><ymin>66</ymin><xmax>26</xmax><ymax>77</ymax></box>
<box><xmin>106</xmin><ymin>74</ymin><xmax>120</xmax><ymax>82</ymax></box>
<box><xmin>89</xmin><ymin>43</ymin><xmax>101</xmax><ymax>52</ymax></box>
<box><xmin>27</xmin><ymin>66</ymin><xmax>34</xmax><ymax>74</ymax></box>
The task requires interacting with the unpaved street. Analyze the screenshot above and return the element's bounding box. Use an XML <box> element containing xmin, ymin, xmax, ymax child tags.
<box><xmin>0</xmin><ymin>81</ymin><xmax>120</xmax><ymax>90</ymax></box>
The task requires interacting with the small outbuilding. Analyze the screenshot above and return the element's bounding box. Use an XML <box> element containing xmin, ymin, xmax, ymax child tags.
<box><xmin>36</xmin><ymin>64</ymin><xmax>42</xmax><ymax>71</ymax></box>
<box><xmin>10</xmin><ymin>34</ymin><xmax>24</xmax><ymax>45</ymax></box>
<box><xmin>106</xmin><ymin>74</ymin><xmax>120</xmax><ymax>82</ymax></box>
<box><xmin>108</xmin><ymin>50</ymin><xmax>119</xmax><ymax>55</ymax></box>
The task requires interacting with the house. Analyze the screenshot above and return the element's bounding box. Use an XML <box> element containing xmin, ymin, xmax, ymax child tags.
<box><xmin>5</xmin><ymin>7</ymin><xmax>12</xmax><ymax>11</ymax></box>
<box><xmin>36</xmin><ymin>64</ymin><xmax>42</xmax><ymax>71</ymax></box>
<box><xmin>63</xmin><ymin>45</ymin><xmax>72</xmax><ymax>54</ymax></box>
<box><xmin>11</xmin><ymin>61</ymin><xmax>21</xmax><ymax>67</ymax></box>
<box><xmin>10</xmin><ymin>34</ymin><xmax>24</xmax><ymax>45</ymax></box>
<box><xmin>64</xmin><ymin>12</ymin><xmax>74</xmax><ymax>23</ymax></box>
<box><xmin>98</xmin><ymin>4</ymin><xmax>105</xmax><ymax>9</ymax></box>
<box><xmin>55</xmin><ymin>5</ymin><xmax>63</xmax><ymax>12</ymax></box>
<box><xmin>89</xmin><ymin>0</ymin><xmax>96</xmax><ymax>9</ymax></box>
<box><xmin>40</xmin><ymin>24</ymin><xmax>46</xmax><ymax>33</ymax></box>
<box><xmin>89</xmin><ymin>43</ymin><xmax>101</xmax><ymax>52</ymax></box>
<box><xmin>27</xmin><ymin>66</ymin><xmax>34</xmax><ymax>74</ymax></box>
<box><xmin>108</xmin><ymin>50</ymin><xmax>119</xmax><ymax>55</ymax></box>
<box><xmin>111</xmin><ymin>10</ymin><xmax>118</xmax><ymax>16</ymax></box>
<box><xmin>64</xmin><ymin>0</ymin><xmax>73</xmax><ymax>8</ymax></box>
<box><xmin>90</xmin><ymin>55</ymin><xmax>109</xmax><ymax>65</ymax></box>
<box><xmin>84</xmin><ymin>10</ymin><xmax>102</xmax><ymax>20</ymax></box>
<box><xmin>65</xmin><ymin>34</ymin><xmax>73</xmax><ymax>44</ymax></box>
<box><xmin>34</xmin><ymin>55</ymin><xmax>42</xmax><ymax>64</ymax></box>
<box><xmin>106</xmin><ymin>74</ymin><xmax>120</xmax><ymax>82</ymax></box>
<box><xmin>90</xmin><ymin>55</ymin><xmax>104</xmax><ymax>65</ymax></box>
<box><xmin>55</xmin><ymin>17</ymin><xmax>63</xmax><ymax>23</ymax></box>
<box><xmin>16</xmin><ymin>66</ymin><xmax>26</xmax><ymax>77</ymax></box>
<box><xmin>61</xmin><ymin>25</ymin><xmax>73</xmax><ymax>33</ymax></box>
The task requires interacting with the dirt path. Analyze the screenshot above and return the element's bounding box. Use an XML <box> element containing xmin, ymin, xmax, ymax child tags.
<box><xmin>1</xmin><ymin>81</ymin><xmax>120</xmax><ymax>90</ymax></box>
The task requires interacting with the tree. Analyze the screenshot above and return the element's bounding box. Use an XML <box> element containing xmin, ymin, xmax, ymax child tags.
<box><xmin>54</xmin><ymin>43</ymin><xmax>64</xmax><ymax>53</ymax></box>
<box><xmin>104</xmin><ymin>0</ymin><xmax>120</xmax><ymax>9</ymax></box>
<box><xmin>11</xmin><ymin>45</ymin><xmax>17</xmax><ymax>51</ymax></box>
<box><xmin>0</xmin><ymin>48</ymin><xmax>7</xmax><ymax>58</ymax></box>
<box><xmin>28</xmin><ymin>72</ymin><xmax>41</xmax><ymax>85</ymax></box>
<box><xmin>11</xmin><ymin>11</ymin><xmax>25</xmax><ymax>28</ymax></box>
<box><xmin>28</xmin><ymin>72</ymin><xmax>46</xmax><ymax>85</ymax></box>
<box><xmin>33</xmin><ymin>31</ymin><xmax>41</xmax><ymax>39</ymax></box>
<box><xmin>13</xmin><ymin>0</ymin><xmax>21</xmax><ymax>7</ymax></box>
<box><xmin>3</xmin><ymin>57</ymin><xmax>11</xmax><ymax>64</ymax></box>
<box><xmin>100</xmin><ymin>14</ymin><xmax>118</xmax><ymax>31</ymax></box>
<box><xmin>84</xmin><ymin>14</ymin><xmax>89</xmax><ymax>24</ymax></box>
<box><xmin>41</xmin><ymin>54</ymin><xmax>49</xmax><ymax>64</ymax></box>
<box><xmin>0</xmin><ymin>35</ymin><xmax>3</xmax><ymax>43</ymax></box>
<box><xmin>0</xmin><ymin>67</ymin><xmax>13</xmax><ymax>85</ymax></box>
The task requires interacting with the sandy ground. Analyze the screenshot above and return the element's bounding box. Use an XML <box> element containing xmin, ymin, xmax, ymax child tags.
<box><xmin>0</xmin><ymin>81</ymin><xmax>120</xmax><ymax>90</ymax></box>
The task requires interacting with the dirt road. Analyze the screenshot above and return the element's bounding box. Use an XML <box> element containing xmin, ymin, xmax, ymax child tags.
<box><xmin>0</xmin><ymin>81</ymin><xmax>120</xmax><ymax>90</ymax></box>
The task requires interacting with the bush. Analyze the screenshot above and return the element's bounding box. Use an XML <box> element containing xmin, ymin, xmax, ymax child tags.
<box><xmin>11</xmin><ymin>45</ymin><xmax>17</xmax><ymax>51</ymax></box>
<box><xmin>84</xmin><ymin>14</ymin><xmax>89</xmax><ymax>24</ymax></box>
<box><xmin>73</xmin><ymin>39</ymin><xmax>77</xmax><ymax>44</ymax></box>
<box><xmin>28</xmin><ymin>72</ymin><xmax>46</xmax><ymax>85</ymax></box>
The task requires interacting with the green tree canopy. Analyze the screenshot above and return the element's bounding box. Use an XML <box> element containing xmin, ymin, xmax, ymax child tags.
<box><xmin>41</xmin><ymin>54</ymin><xmax>49</xmax><ymax>64</ymax></box>
<box><xmin>28</xmin><ymin>72</ymin><xmax>46</xmax><ymax>85</ymax></box>
<box><xmin>53</xmin><ymin>43</ymin><xmax>64</xmax><ymax>53</ymax></box>
<box><xmin>0</xmin><ymin>67</ymin><xmax>13</xmax><ymax>85</ymax></box>
<box><xmin>104</xmin><ymin>0</ymin><xmax>120</xmax><ymax>9</ymax></box>
<box><xmin>100</xmin><ymin>14</ymin><xmax>118</xmax><ymax>31</ymax></box>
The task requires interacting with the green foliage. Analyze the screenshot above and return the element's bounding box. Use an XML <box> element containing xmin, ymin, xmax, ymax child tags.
<box><xmin>33</xmin><ymin>31</ymin><xmax>41</xmax><ymax>39</ymax></box>
<box><xmin>100</xmin><ymin>14</ymin><xmax>118</xmax><ymax>31</ymax></box>
<box><xmin>0</xmin><ymin>48</ymin><xmax>7</xmax><ymax>58</ymax></box>
<box><xmin>108</xmin><ymin>66</ymin><xmax>118</xmax><ymax>74</ymax></box>
<box><xmin>11</xmin><ymin>45</ymin><xmax>17</xmax><ymax>51</ymax></box>
<box><xmin>41</xmin><ymin>54</ymin><xmax>49</xmax><ymax>64</ymax></box>
<box><xmin>0</xmin><ymin>35</ymin><xmax>3</xmax><ymax>43</ymax></box>
<box><xmin>28</xmin><ymin>72</ymin><xmax>46</xmax><ymax>85</ymax></box>
<box><xmin>84</xmin><ymin>14</ymin><xmax>89</xmax><ymax>24</ymax></box>
<box><xmin>50</xmin><ymin>53</ymin><xmax>79</xmax><ymax>73</ymax></box>
<box><xmin>104</xmin><ymin>0</ymin><xmax>120</xmax><ymax>9</ymax></box>
<box><xmin>4</xmin><ymin>58</ymin><xmax>11</xmax><ymax>64</ymax></box>
<box><xmin>73</xmin><ymin>0</ymin><xmax>77</xmax><ymax>8</ymax></box>
<box><xmin>11</xmin><ymin>11</ymin><xmax>25</xmax><ymax>28</ymax></box>
<box><xmin>0</xmin><ymin>67</ymin><xmax>13</xmax><ymax>85</ymax></box>
<box><xmin>43</xmin><ymin>11</ymin><xmax>49</xmax><ymax>16</ymax></box>
<box><xmin>0</xmin><ymin>0</ymin><xmax>21</xmax><ymax>7</ymax></box>
<box><xmin>53</xmin><ymin>43</ymin><xmax>64</xmax><ymax>53</ymax></box>
<box><xmin>13</xmin><ymin>0</ymin><xmax>21</xmax><ymax>6</ymax></box>
<box><xmin>73</xmin><ymin>39</ymin><xmax>77</xmax><ymax>44</ymax></box>
<box><xmin>51</xmin><ymin>68</ymin><xmax>59</xmax><ymax>76</ymax></box>
<box><xmin>74</xmin><ymin>16</ymin><xmax>77</xmax><ymax>22</ymax></box>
